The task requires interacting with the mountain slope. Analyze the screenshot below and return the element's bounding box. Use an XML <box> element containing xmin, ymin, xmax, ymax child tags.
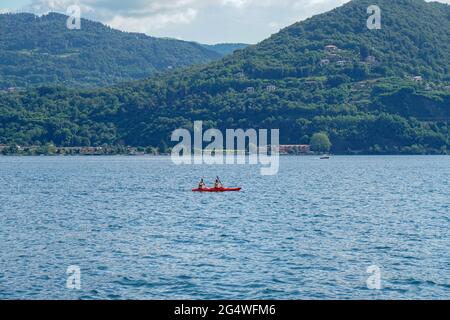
<box><xmin>0</xmin><ymin>12</ymin><xmax>221</xmax><ymax>89</ymax></box>
<box><xmin>200</xmin><ymin>43</ymin><xmax>250</xmax><ymax>56</ymax></box>
<box><xmin>0</xmin><ymin>0</ymin><xmax>449</xmax><ymax>154</ymax></box>
<box><xmin>207</xmin><ymin>0</ymin><xmax>450</xmax><ymax>81</ymax></box>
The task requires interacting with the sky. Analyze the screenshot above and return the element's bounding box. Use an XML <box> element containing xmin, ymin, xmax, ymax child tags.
<box><xmin>0</xmin><ymin>0</ymin><xmax>449</xmax><ymax>44</ymax></box>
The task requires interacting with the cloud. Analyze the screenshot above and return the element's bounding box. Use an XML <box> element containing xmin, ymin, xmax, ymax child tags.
<box><xmin>22</xmin><ymin>0</ymin><xmax>450</xmax><ymax>43</ymax></box>
<box><xmin>26</xmin><ymin>0</ymin><xmax>352</xmax><ymax>17</ymax></box>
<box><xmin>24</xmin><ymin>0</ymin><xmax>350</xmax><ymax>23</ymax></box>
<box><xmin>106</xmin><ymin>8</ymin><xmax>198</xmax><ymax>32</ymax></box>
<box><xmin>24</xmin><ymin>0</ymin><xmax>202</xmax><ymax>30</ymax></box>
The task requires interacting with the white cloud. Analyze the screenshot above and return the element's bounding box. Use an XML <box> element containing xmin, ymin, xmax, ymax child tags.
<box><xmin>26</xmin><ymin>0</ymin><xmax>350</xmax><ymax>16</ymax></box>
<box><xmin>24</xmin><ymin>0</ymin><xmax>349</xmax><ymax>23</ymax></box>
<box><xmin>26</xmin><ymin>0</ymin><xmax>94</xmax><ymax>15</ymax></box>
<box><xmin>22</xmin><ymin>0</ymin><xmax>450</xmax><ymax>43</ymax></box>
<box><xmin>25</xmin><ymin>0</ymin><xmax>200</xmax><ymax>27</ymax></box>
<box><xmin>106</xmin><ymin>8</ymin><xmax>198</xmax><ymax>32</ymax></box>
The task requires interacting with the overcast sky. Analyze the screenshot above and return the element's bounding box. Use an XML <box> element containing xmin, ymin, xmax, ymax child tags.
<box><xmin>0</xmin><ymin>0</ymin><xmax>449</xmax><ymax>44</ymax></box>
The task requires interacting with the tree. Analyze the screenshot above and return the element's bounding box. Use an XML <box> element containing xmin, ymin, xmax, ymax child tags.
<box><xmin>310</xmin><ymin>133</ymin><xmax>332</xmax><ymax>153</ymax></box>
<box><xmin>2</xmin><ymin>145</ymin><xmax>20</xmax><ymax>155</ymax></box>
<box><xmin>300</xmin><ymin>135</ymin><xmax>310</xmax><ymax>144</ymax></box>
<box><xmin>36</xmin><ymin>143</ymin><xmax>57</xmax><ymax>155</ymax></box>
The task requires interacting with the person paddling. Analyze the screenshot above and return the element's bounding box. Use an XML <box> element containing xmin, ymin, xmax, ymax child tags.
<box><xmin>198</xmin><ymin>178</ymin><xmax>206</xmax><ymax>190</ymax></box>
<box><xmin>214</xmin><ymin>176</ymin><xmax>223</xmax><ymax>189</ymax></box>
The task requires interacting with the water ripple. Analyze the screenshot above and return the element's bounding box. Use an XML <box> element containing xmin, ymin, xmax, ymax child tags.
<box><xmin>0</xmin><ymin>156</ymin><xmax>449</xmax><ymax>299</ymax></box>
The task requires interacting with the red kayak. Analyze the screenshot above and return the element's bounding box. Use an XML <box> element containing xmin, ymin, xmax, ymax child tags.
<box><xmin>192</xmin><ymin>187</ymin><xmax>242</xmax><ymax>192</ymax></box>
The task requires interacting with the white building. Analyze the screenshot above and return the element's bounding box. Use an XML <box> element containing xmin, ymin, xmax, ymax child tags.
<box><xmin>365</xmin><ymin>55</ymin><xmax>377</xmax><ymax>65</ymax></box>
<box><xmin>325</xmin><ymin>45</ymin><xmax>338</xmax><ymax>52</ymax></box>
<box><xmin>266</xmin><ymin>85</ymin><xmax>277</xmax><ymax>92</ymax></box>
<box><xmin>320</xmin><ymin>59</ymin><xmax>330</xmax><ymax>66</ymax></box>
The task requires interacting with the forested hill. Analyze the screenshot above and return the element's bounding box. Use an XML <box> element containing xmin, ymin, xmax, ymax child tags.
<box><xmin>223</xmin><ymin>0</ymin><xmax>450</xmax><ymax>81</ymax></box>
<box><xmin>0</xmin><ymin>12</ymin><xmax>222</xmax><ymax>89</ymax></box>
<box><xmin>1</xmin><ymin>0</ymin><xmax>449</xmax><ymax>154</ymax></box>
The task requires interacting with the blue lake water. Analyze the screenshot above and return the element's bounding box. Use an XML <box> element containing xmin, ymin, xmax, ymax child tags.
<box><xmin>0</xmin><ymin>156</ymin><xmax>449</xmax><ymax>300</ymax></box>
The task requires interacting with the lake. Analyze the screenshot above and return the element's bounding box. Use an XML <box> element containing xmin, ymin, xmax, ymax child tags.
<box><xmin>0</xmin><ymin>156</ymin><xmax>449</xmax><ymax>299</ymax></box>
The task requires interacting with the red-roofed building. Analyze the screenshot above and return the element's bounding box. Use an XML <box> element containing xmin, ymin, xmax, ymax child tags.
<box><xmin>325</xmin><ymin>45</ymin><xmax>338</xmax><ymax>52</ymax></box>
<box><xmin>279</xmin><ymin>145</ymin><xmax>311</xmax><ymax>155</ymax></box>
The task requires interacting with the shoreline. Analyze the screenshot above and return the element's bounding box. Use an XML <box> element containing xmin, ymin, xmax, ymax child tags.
<box><xmin>2</xmin><ymin>143</ymin><xmax>448</xmax><ymax>157</ymax></box>
<box><xmin>0</xmin><ymin>153</ymin><xmax>448</xmax><ymax>157</ymax></box>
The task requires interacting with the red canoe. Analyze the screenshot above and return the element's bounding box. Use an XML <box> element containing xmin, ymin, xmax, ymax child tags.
<box><xmin>192</xmin><ymin>187</ymin><xmax>242</xmax><ymax>192</ymax></box>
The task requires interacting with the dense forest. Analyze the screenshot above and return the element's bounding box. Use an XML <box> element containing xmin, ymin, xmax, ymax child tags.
<box><xmin>0</xmin><ymin>12</ymin><xmax>222</xmax><ymax>89</ymax></box>
<box><xmin>0</xmin><ymin>0</ymin><xmax>449</xmax><ymax>154</ymax></box>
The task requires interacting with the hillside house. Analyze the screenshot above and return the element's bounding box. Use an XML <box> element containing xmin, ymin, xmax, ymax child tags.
<box><xmin>320</xmin><ymin>59</ymin><xmax>330</xmax><ymax>66</ymax></box>
<box><xmin>266</xmin><ymin>85</ymin><xmax>277</xmax><ymax>92</ymax></box>
<box><xmin>325</xmin><ymin>45</ymin><xmax>338</xmax><ymax>52</ymax></box>
<box><xmin>365</xmin><ymin>55</ymin><xmax>377</xmax><ymax>65</ymax></box>
<box><xmin>79</xmin><ymin>147</ymin><xmax>103</xmax><ymax>155</ymax></box>
<box><xmin>279</xmin><ymin>145</ymin><xmax>311</xmax><ymax>155</ymax></box>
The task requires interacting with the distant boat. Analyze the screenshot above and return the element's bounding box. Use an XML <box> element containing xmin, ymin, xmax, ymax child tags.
<box><xmin>320</xmin><ymin>155</ymin><xmax>331</xmax><ymax>160</ymax></box>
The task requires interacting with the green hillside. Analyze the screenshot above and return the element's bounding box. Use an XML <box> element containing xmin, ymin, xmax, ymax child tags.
<box><xmin>0</xmin><ymin>12</ymin><xmax>221</xmax><ymax>89</ymax></box>
<box><xmin>1</xmin><ymin>0</ymin><xmax>449</xmax><ymax>154</ymax></box>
